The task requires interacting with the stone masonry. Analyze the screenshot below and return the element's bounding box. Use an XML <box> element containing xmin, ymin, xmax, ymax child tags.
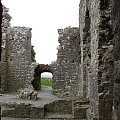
<box><xmin>0</xmin><ymin>5</ymin><xmax>35</xmax><ymax>93</ymax></box>
<box><xmin>7</xmin><ymin>27</ymin><xmax>33</xmax><ymax>92</ymax></box>
<box><xmin>32</xmin><ymin>64</ymin><xmax>53</xmax><ymax>90</ymax></box>
<box><xmin>53</xmin><ymin>27</ymin><xmax>81</xmax><ymax>97</ymax></box>
<box><xmin>1</xmin><ymin>5</ymin><xmax>11</xmax><ymax>62</ymax></box>
<box><xmin>112</xmin><ymin>0</ymin><xmax>120</xmax><ymax>119</ymax></box>
<box><xmin>0</xmin><ymin>1</ymin><xmax>2</xmax><ymax>118</ymax></box>
<box><xmin>79</xmin><ymin>0</ymin><xmax>100</xmax><ymax>119</ymax></box>
<box><xmin>0</xmin><ymin>0</ymin><xmax>3</xmax><ymax>61</ymax></box>
<box><xmin>1</xmin><ymin>1</ymin><xmax>120</xmax><ymax>120</ymax></box>
<box><xmin>79</xmin><ymin>0</ymin><xmax>119</xmax><ymax>120</ymax></box>
<box><xmin>54</xmin><ymin>0</ymin><xmax>120</xmax><ymax>119</ymax></box>
<box><xmin>79</xmin><ymin>0</ymin><xmax>114</xmax><ymax>119</ymax></box>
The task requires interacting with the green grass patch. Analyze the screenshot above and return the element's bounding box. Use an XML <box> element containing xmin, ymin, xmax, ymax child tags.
<box><xmin>41</xmin><ymin>77</ymin><xmax>52</xmax><ymax>87</ymax></box>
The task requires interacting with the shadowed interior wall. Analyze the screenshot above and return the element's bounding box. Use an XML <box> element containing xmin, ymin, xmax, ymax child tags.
<box><xmin>0</xmin><ymin>0</ymin><xmax>2</xmax><ymax>61</ymax></box>
<box><xmin>0</xmin><ymin>0</ymin><xmax>3</xmax><ymax>94</ymax></box>
<box><xmin>112</xmin><ymin>0</ymin><xmax>120</xmax><ymax>119</ymax></box>
<box><xmin>112</xmin><ymin>0</ymin><xmax>120</xmax><ymax>60</ymax></box>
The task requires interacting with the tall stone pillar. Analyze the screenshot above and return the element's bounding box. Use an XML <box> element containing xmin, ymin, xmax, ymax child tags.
<box><xmin>7</xmin><ymin>27</ymin><xmax>32</xmax><ymax>92</ymax></box>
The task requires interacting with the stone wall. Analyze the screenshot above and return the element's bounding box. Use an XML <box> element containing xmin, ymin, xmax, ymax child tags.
<box><xmin>79</xmin><ymin>0</ymin><xmax>99</xmax><ymax>119</ymax></box>
<box><xmin>0</xmin><ymin>0</ymin><xmax>2</xmax><ymax>61</ymax></box>
<box><xmin>1</xmin><ymin>5</ymin><xmax>11</xmax><ymax>62</ymax></box>
<box><xmin>98</xmin><ymin>0</ymin><xmax>114</xmax><ymax>119</ymax></box>
<box><xmin>7</xmin><ymin>27</ymin><xmax>32</xmax><ymax>92</ymax></box>
<box><xmin>80</xmin><ymin>0</ymin><xmax>114</xmax><ymax>119</ymax></box>
<box><xmin>32</xmin><ymin>64</ymin><xmax>52</xmax><ymax>90</ymax></box>
<box><xmin>0</xmin><ymin>62</ymin><xmax>7</xmax><ymax>93</ymax></box>
<box><xmin>0</xmin><ymin>5</ymin><xmax>11</xmax><ymax>92</ymax></box>
<box><xmin>0</xmin><ymin>5</ymin><xmax>35</xmax><ymax>92</ymax></box>
<box><xmin>31</xmin><ymin>45</ymin><xmax>36</xmax><ymax>62</ymax></box>
<box><xmin>0</xmin><ymin>0</ymin><xmax>3</xmax><ymax>95</ymax></box>
<box><xmin>53</xmin><ymin>27</ymin><xmax>81</xmax><ymax>97</ymax></box>
<box><xmin>112</xmin><ymin>0</ymin><xmax>120</xmax><ymax>119</ymax></box>
<box><xmin>0</xmin><ymin>0</ymin><xmax>2</xmax><ymax>120</ymax></box>
<box><xmin>1</xmin><ymin>1</ymin><xmax>120</xmax><ymax>119</ymax></box>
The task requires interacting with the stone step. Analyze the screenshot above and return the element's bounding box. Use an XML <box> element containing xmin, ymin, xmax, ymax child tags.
<box><xmin>45</xmin><ymin>112</ymin><xmax>73</xmax><ymax>119</ymax></box>
<box><xmin>44</xmin><ymin>99</ymin><xmax>72</xmax><ymax>114</ymax></box>
<box><xmin>1</xmin><ymin>117</ymin><xmax>83</xmax><ymax>120</ymax></box>
<box><xmin>72</xmin><ymin>100</ymin><xmax>89</xmax><ymax>119</ymax></box>
<box><xmin>1</xmin><ymin>103</ymin><xmax>44</xmax><ymax>119</ymax></box>
<box><xmin>1</xmin><ymin>117</ymin><xmax>40</xmax><ymax>120</ymax></box>
<box><xmin>1</xmin><ymin>117</ymin><xmax>60</xmax><ymax>120</ymax></box>
<box><xmin>1</xmin><ymin>117</ymin><xmax>86</xmax><ymax>120</ymax></box>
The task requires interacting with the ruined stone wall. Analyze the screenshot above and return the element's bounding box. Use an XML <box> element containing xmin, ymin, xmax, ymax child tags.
<box><xmin>0</xmin><ymin>5</ymin><xmax>36</xmax><ymax>92</ymax></box>
<box><xmin>0</xmin><ymin>1</ymin><xmax>2</xmax><ymax>116</ymax></box>
<box><xmin>0</xmin><ymin>62</ymin><xmax>7</xmax><ymax>93</ymax></box>
<box><xmin>88</xmin><ymin>0</ymin><xmax>100</xmax><ymax>119</ymax></box>
<box><xmin>53</xmin><ymin>27</ymin><xmax>80</xmax><ymax>97</ymax></box>
<box><xmin>31</xmin><ymin>64</ymin><xmax>52</xmax><ymax>90</ymax></box>
<box><xmin>31</xmin><ymin>45</ymin><xmax>36</xmax><ymax>62</ymax></box>
<box><xmin>0</xmin><ymin>0</ymin><xmax>2</xmax><ymax>61</ymax></box>
<box><xmin>0</xmin><ymin>0</ymin><xmax>3</xmax><ymax>94</ymax></box>
<box><xmin>79</xmin><ymin>0</ymin><xmax>99</xmax><ymax>119</ymax></box>
<box><xmin>0</xmin><ymin>5</ymin><xmax>11</xmax><ymax>92</ymax></box>
<box><xmin>80</xmin><ymin>0</ymin><xmax>114</xmax><ymax>119</ymax></box>
<box><xmin>112</xmin><ymin>0</ymin><xmax>120</xmax><ymax>119</ymax></box>
<box><xmin>98</xmin><ymin>0</ymin><xmax>114</xmax><ymax>119</ymax></box>
<box><xmin>1</xmin><ymin>5</ymin><xmax>11</xmax><ymax>62</ymax></box>
<box><xmin>7</xmin><ymin>27</ymin><xmax>32</xmax><ymax>92</ymax></box>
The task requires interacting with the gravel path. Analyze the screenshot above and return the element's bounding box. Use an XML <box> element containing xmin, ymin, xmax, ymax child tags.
<box><xmin>0</xmin><ymin>88</ymin><xmax>59</xmax><ymax>107</ymax></box>
<box><xmin>1</xmin><ymin>117</ymin><xmax>64</xmax><ymax>120</ymax></box>
<box><xmin>0</xmin><ymin>88</ymin><xmax>61</xmax><ymax>120</ymax></box>
<box><xmin>1</xmin><ymin>117</ymin><xmax>40</xmax><ymax>120</ymax></box>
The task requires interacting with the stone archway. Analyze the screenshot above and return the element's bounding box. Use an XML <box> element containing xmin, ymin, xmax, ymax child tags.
<box><xmin>31</xmin><ymin>64</ymin><xmax>53</xmax><ymax>90</ymax></box>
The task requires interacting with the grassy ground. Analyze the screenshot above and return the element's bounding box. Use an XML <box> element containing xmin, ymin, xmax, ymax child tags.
<box><xmin>41</xmin><ymin>78</ymin><xmax>52</xmax><ymax>88</ymax></box>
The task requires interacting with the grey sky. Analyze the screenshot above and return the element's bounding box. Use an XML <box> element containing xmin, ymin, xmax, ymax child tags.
<box><xmin>2</xmin><ymin>0</ymin><xmax>80</xmax><ymax>64</ymax></box>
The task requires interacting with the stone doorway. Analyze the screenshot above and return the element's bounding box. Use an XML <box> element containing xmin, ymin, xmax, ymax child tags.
<box><xmin>31</xmin><ymin>64</ymin><xmax>53</xmax><ymax>90</ymax></box>
<box><xmin>41</xmin><ymin>72</ymin><xmax>53</xmax><ymax>90</ymax></box>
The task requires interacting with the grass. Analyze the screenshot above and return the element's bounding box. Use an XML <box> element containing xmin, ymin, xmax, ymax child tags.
<box><xmin>41</xmin><ymin>77</ymin><xmax>52</xmax><ymax>87</ymax></box>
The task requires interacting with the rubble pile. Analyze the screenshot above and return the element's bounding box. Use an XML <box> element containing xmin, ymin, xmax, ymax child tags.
<box><xmin>18</xmin><ymin>88</ymin><xmax>38</xmax><ymax>100</ymax></box>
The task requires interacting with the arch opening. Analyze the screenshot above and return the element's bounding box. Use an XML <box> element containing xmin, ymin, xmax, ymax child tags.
<box><xmin>41</xmin><ymin>72</ymin><xmax>53</xmax><ymax>90</ymax></box>
<box><xmin>31</xmin><ymin>64</ymin><xmax>53</xmax><ymax>90</ymax></box>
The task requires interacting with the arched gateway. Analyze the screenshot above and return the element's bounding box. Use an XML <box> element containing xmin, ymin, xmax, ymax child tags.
<box><xmin>31</xmin><ymin>64</ymin><xmax>53</xmax><ymax>90</ymax></box>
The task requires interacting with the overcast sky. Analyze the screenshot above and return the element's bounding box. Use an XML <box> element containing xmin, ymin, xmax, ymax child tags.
<box><xmin>2</xmin><ymin>0</ymin><xmax>80</xmax><ymax>64</ymax></box>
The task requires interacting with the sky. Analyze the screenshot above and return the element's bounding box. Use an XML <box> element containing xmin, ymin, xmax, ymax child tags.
<box><xmin>2</xmin><ymin>0</ymin><xmax>80</xmax><ymax>64</ymax></box>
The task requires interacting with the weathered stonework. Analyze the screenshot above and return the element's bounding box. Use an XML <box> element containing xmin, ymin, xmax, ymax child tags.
<box><xmin>0</xmin><ymin>2</ymin><xmax>2</xmax><ymax>118</ymax></box>
<box><xmin>1</xmin><ymin>0</ymin><xmax>120</xmax><ymax>120</ymax></box>
<box><xmin>0</xmin><ymin>0</ymin><xmax>2</xmax><ymax>61</ymax></box>
<box><xmin>18</xmin><ymin>88</ymin><xmax>38</xmax><ymax>100</ymax></box>
<box><xmin>2</xmin><ymin>103</ymin><xmax>44</xmax><ymax>119</ymax></box>
<box><xmin>53</xmin><ymin>27</ymin><xmax>81</xmax><ymax>97</ymax></box>
<box><xmin>0</xmin><ymin>5</ymin><xmax>12</xmax><ymax>93</ymax></box>
<box><xmin>1</xmin><ymin>5</ymin><xmax>11</xmax><ymax>62</ymax></box>
<box><xmin>0</xmin><ymin>6</ymin><xmax>35</xmax><ymax>93</ymax></box>
<box><xmin>79</xmin><ymin>0</ymin><xmax>114</xmax><ymax>119</ymax></box>
<box><xmin>32</xmin><ymin>64</ymin><xmax>53</xmax><ymax>90</ymax></box>
<box><xmin>31</xmin><ymin>45</ymin><xmax>36</xmax><ymax>62</ymax></box>
<box><xmin>112</xmin><ymin>0</ymin><xmax>120</xmax><ymax>119</ymax></box>
<box><xmin>0</xmin><ymin>62</ymin><xmax>7</xmax><ymax>93</ymax></box>
<box><xmin>79</xmin><ymin>0</ymin><xmax>100</xmax><ymax>119</ymax></box>
<box><xmin>7</xmin><ymin>27</ymin><xmax>32</xmax><ymax>92</ymax></box>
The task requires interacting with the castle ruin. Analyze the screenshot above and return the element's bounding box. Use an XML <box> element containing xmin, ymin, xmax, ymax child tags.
<box><xmin>0</xmin><ymin>0</ymin><xmax>120</xmax><ymax>120</ymax></box>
